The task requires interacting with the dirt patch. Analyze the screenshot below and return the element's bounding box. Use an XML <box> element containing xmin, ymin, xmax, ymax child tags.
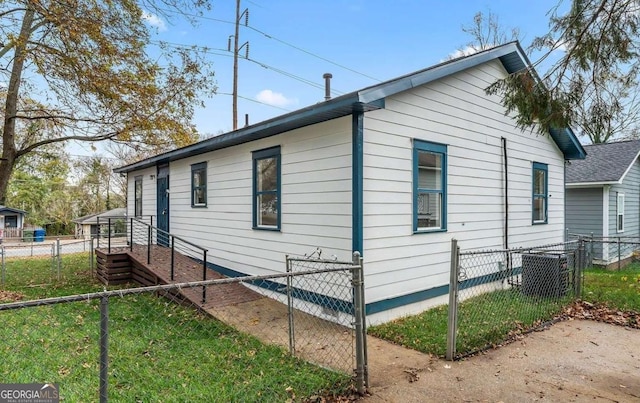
<box><xmin>0</xmin><ymin>290</ymin><xmax>24</xmax><ymax>303</ymax></box>
<box><xmin>363</xmin><ymin>320</ymin><xmax>640</xmax><ymax>402</ymax></box>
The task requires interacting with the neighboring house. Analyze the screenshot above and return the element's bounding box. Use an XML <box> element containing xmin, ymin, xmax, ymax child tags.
<box><xmin>73</xmin><ymin>208</ymin><xmax>127</xmax><ymax>239</ymax></box>
<box><xmin>0</xmin><ymin>205</ymin><xmax>26</xmax><ymax>239</ymax></box>
<box><xmin>115</xmin><ymin>42</ymin><xmax>586</xmax><ymax>324</ymax></box>
<box><xmin>566</xmin><ymin>140</ymin><xmax>640</xmax><ymax>265</ymax></box>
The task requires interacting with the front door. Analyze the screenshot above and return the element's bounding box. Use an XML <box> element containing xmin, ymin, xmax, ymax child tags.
<box><xmin>156</xmin><ymin>164</ymin><xmax>170</xmax><ymax>246</ymax></box>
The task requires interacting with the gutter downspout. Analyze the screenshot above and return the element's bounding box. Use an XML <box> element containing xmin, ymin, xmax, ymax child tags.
<box><xmin>502</xmin><ymin>137</ymin><xmax>509</xmax><ymax>250</ymax></box>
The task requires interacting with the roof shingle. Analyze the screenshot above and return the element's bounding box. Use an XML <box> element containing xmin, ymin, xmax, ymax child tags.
<box><xmin>566</xmin><ymin>140</ymin><xmax>640</xmax><ymax>184</ymax></box>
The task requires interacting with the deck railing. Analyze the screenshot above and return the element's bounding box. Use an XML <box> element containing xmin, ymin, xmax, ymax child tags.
<box><xmin>97</xmin><ymin>217</ymin><xmax>209</xmax><ymax>303</ymax></box>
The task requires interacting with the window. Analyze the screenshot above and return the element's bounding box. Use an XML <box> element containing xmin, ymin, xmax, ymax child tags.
<box><xmin>617</xmin><ymin>192</ymin><xmax>624</xmax><ymax>232</ymax></box>
<box><xmin>413</xmin><ymin>140</ymin><xmax>447</xmax><ymax>232</ymax></box>
<box><xmin>191</xmin><ymin>162</ymin><xmax>207</xmax><ymax>207</ymax></box>
<box><xmin>134</xmin><ymin>176</ymin><xmax>143</xmax><ymax>217</ymax></box>
<box><xmin>252</xmin><ymin>146</ymin><xmax>281</xmax><ymax>230</ymax></box>
<box><xmin>532</xmin><ymin>162</ymin><xmax>548</xmax><ymax>224</ymax></box>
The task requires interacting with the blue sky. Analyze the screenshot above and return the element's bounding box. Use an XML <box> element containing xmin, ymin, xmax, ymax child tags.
<box><xmin>143</xmin><ymin>1</ymin><xmax>564</xmax><ymax>139</ymax></box>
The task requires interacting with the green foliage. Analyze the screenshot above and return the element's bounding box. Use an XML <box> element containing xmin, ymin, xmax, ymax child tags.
<box><xmin>0</xmin><ymin>0</ymin><xmax>217</xmax><ymax>204</ymax></box>
<box><xmin>486</xmin><ymin>0</ymin><xmax>640</xmax><ymax>143</ymax></box>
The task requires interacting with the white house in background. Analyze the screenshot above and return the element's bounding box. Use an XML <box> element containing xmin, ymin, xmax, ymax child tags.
<box><xmin>115</xmin><ymin>42</ymin><xmax>586</xmax><ymax>324</ymax></box>
<box><xmin>73</xmin><ymin>208</ymin><xmax>128</xmax><ymax>239</ymax></box>
<box><xmin>0</xmin><ymin>205</ymin><xmax>26</xmax><ymax>240</ymax></box>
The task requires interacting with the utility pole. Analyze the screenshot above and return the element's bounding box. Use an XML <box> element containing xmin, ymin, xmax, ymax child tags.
<box><xmin>230</xmin><ymin>0</ymin><xmax>249</xmax><ymax>131</ymax></box>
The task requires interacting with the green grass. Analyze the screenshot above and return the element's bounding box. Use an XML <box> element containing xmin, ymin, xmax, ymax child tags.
<box><xmin>0</xmin><ymin>254</ymin><xmax>351</xmax><ymax>401</ymax></box>
<box><xmin>582</xmin><ymin>264</ymin><xmax>640</xmax><ymax>311</ymax></box>
<box><xmin>370</xmin><ymin>264</ymin><xmax>640</xmax><ymax>359</ymax></box>
<box><xmin>369</xmin><ymin>289</ymin><xmax>570</xmax><ymax>357</ymax></box>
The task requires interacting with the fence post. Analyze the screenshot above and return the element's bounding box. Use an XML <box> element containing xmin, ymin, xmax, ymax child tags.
<box><xmin>618</xmin><ymin>237</ymin><xmax>621</xmax><ymax>271</ymax></box>
<box><xmin>446</xmin><ymin>239</ymin><xmax>460</xmax><ymax>361</ymax></box>
<box><xmin>56</xmin><ymin>238</ymin><xmax>61</xmax><ymax>280</ymax></box>
<box><xmin>589</xmin><ymin>232</ymin><xmax>594</xmax><ymax>264</ymax></box>
<box><xmin>99</xmin><ymin>296</ymin><xmax>109</xmax><ymax>403</ymax></box>
<box><xmin>108</xmin><ymin>218</ymin><xmax>112</xmax><ymax>253</ymax></box>
<box><xmin>89</xmin><ymin>237</ymin><xmax>94</xmax><ymax>276</ymax></box>
<box><xmin>147</xmin><ymin>226</ymin><xmax>151</xmax><ymax>264</ymax></box>
<box><xmin>576</xmin><ymin>239</ymin><xmax>585</xmax><ymax>297</ymax></box>
<box><xmin>97</xmin><ymin>217</ymin><xmax>101</xmax><ymax>250</ymax></box>
<box><xmin>351</xmin><ymin>251</ymin><xmax>367</xmax><ymax>395</ymax></box>
<box><xmin>202</xmin><ymin>250</ymin><xmax>207</xmax><ymax>304</ymax></box>
<box><xmin>129</xmin><ymin>218</ymin><xmax>134</xmax><ymax>252</ymax></box>
<box><xmin>170</xmin><ymin>237</ymin><xmax>175</xmax><ymax>281</ymax></box>
<box><xmin>1</xmin><ymin>245</ymin><xmax>5</xmax><ymax>285</ymax></box>
<box><xmin>285</xmin><ymin>255</ymin><xmax>295</xmax><ymax>355</ymax></box>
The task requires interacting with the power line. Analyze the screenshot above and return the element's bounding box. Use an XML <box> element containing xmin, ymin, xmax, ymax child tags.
<box><xmin>150</xmin><ymin>40</ymin><xmax>344</xmax><ymax>95</ymax></box>
<box><xmin>150</xmin><ymin>8</ymin><xmax>379</xmax><ymax>83</ymax></box>
<box><xmin>217</xmin><ymin>92</ymin><xmax>292</xmax><ymax>111</ymax></box>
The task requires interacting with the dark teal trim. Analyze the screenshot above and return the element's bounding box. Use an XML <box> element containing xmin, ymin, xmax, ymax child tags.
<box><xmin>366</xmin><ymin>284</ymin><xmax>449</xmax><ymax>315</ymax></box>
<box><xmin>252</xmin><ymin>146</ymin><xmax>281</xmax><ymax>231</ymax></box>
<box><xmin>352</xmin><ymin>112</ymin><xmax>364</xmax><ymax>255</ymax></box>
<box><xmin>200</xmin><ymin>261</ymin><xmax>354</xmax><ymax>314</ymax></box>
<box><xmin>413</xmin><ymin>139</ymin><xmax>447</xmax><ymax>233</ymax></box>
<box><xmin>532</xmin><ymin>162</ymin><xmax>548</xmax><ymax>225</ymax></box>
<box><xmin>365</xmin><ymin>267</ymin><xmax>523</xmax><ymax>315</ymax></box>
<box><xmin>190</xmin><ymin>162</ymin><xmax>207</xmax><ymax>208</ymax></box>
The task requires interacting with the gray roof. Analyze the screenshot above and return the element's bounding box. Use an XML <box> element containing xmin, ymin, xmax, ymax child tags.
<box><xmin>0</xmin><ymin>205</ymin><xmax>26</xmax><ymax>215</ymax></box>
<box><xmin>73</xmin><ymin>208</ymin><xmax>127</xmax><ymax>224</ymax></box>
<box><xmin>566</xmin><ymin>140</ymin><xmax>640</xmax><ymax>184</ymax></box>
<box><xmin>115</xmin><ymin>41</ymin><xmax>585</xmax><ymax>174</ymax></box>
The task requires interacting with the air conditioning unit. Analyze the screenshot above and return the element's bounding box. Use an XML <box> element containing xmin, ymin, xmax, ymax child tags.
<box><xmin>521</xmin><ymin>252</ymin><xmax>569</xmax><ymax>298</ymax></box>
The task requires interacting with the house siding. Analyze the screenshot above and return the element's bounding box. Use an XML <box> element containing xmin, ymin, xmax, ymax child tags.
<box><xmin>607</xmin><ymin>160</ymin><xmax>640</xmax><ymax>262</ymax></box>
<box><xmin>163</xmin><ymin>117</ymin><xmax>353</xmax><ymax>276</ymax></box>
<box><xmin>126</xmin><ymin>167</ymin><xmax>157</xmax><ymax>219</ymax></box>
<box><xmin>362</xmin><ymin>59</ymin><xmax>566</xmax><ymax>321</ymax></box>
<box><xmin>565</xmin><ymin>187</ymin><xmax>603</xmax><ymax>259</ymax></box>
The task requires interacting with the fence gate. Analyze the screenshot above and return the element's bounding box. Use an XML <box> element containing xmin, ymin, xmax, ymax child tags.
<box><xmin>285</xmin><ymin>251</ymin><xmax>368</xmax><ymax>393</ymax></box>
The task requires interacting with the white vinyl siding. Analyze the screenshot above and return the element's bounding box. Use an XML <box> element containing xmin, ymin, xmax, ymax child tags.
<box><xmin>166</xmin><ymin>117</ymin><xmax>353</xmax><ymax>276</ymax></box>
<box><xmin>126</xmin><ymin>167</ymin><xmax>156</xmax><ymax>219</ymax></box>
<box><xmin>362</xmin><ymin>59</ymin><xmax>567</xmax><ymax>316</ymax></box>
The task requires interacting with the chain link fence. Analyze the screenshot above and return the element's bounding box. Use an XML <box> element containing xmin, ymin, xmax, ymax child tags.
<box><xmin>0</xmin><ymin>253</ymin><xmax>367</xmax><ymax>400</ymax></box>
<box><xmin>1</xmin><ymin>239</ymin><xmax>95</xmax><ymax>286</ymax></box>
<box><xmin>568</xmin><ymin>233</ymin><xmax>640</xmax><ymax>270</ymax></box>
<box><xmin>446</xmin><ymin>239</ymin><xmax>588</xmax><ymax>359</ymax></box>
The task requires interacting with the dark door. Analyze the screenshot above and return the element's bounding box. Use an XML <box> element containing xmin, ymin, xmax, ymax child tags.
<box><xmin>156</xmin><ymin>164</ymin><xmax>170</xmax><ymax>247</ymax></box>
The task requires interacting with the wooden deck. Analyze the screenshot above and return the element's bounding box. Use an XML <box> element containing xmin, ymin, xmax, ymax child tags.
<box><xmin>96</xmin><ymin>245</ymin><xmax>263</xmax><ymax>309</ymax></box>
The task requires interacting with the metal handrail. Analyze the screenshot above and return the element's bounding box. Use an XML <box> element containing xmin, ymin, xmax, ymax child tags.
<box><xmin>130</xmin><ymin>217</ymin><xmax>208</xmax><ymax>253</ymax></box>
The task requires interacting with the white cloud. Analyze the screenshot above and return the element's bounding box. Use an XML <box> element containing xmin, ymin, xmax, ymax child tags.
<box><xmin>142</xmin><ymin>11</ymin><xmax>167</xmax><ymax>32</ymax></box>
<box><xmin>256</xmin><ymin>89</ymin><xmax>297</xmax><ymax>107</ymax></box>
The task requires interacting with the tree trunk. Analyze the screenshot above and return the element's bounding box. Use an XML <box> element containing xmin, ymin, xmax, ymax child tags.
<box><xmin>0</xmin><ymin>8</ymin><xmax>35</xmax><ymax>205</ymax></box>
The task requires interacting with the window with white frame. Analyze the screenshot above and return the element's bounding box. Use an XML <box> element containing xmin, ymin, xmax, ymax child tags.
<box><xmin>617</xmin><ymin>192</ymin><xmax>624</xmax><ymax>232</ymax></box>
<box><xmin>134</xmin><ymin>176</ymin><xmax>143</xmax><ymax>217</ymax></box>
<box><xmin>413</xmin><ymin>140</ymin><xmax>447</xmax><ymax>232</ymax></box>
<box><xmin>532</xmin><ymin>162</ymin><xmax>548</xmax><ymax>224</ymax></box>
<box><xmin>191</xmin><ymin>162</ymin><xmax>207</xmax><ymax>207</ymax></box>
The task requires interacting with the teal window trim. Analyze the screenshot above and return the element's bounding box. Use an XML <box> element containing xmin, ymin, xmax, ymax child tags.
<box><xmin>252</xmin><ymin>146</ymin><xmax>281</xmax><ymax>231</ymax></box>
<box><xmin>191</xmin><ymin>162</ymin><xmax>207</xmax><ymax>208</ymax></box>
<box><xmin>413</xmin><ymin>140</ymin><xmax>447</xmax><ymax>233</ymax></box>
<box><xmin>134</xmin><ymin>175</ymin><xmax>143</xmax><ymax>217</ymax></box>
<box><xmin>532</xmin><ymin>162</ymin><xmax>548</xmax><ymax>224</ymax></box>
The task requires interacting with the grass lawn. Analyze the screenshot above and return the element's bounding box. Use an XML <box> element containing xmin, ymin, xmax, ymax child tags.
<box><xmin>0</xmin><ymin>254</ymin><xmax>351</xmax><ymax>401</ymax></box>
<box><xmin>582</xmin><ymin>264</ymin><xmax>640</xmax><ymax>311</ymax></box>
<box><xmin>369</xmin><ymin>289</ymin><xmax>570</xmax><ymax>357</ymax></box>
<box><xmin>370</xmin><ymin>264</ymin><xmax>640</xmax><ymax>359</ymax></box>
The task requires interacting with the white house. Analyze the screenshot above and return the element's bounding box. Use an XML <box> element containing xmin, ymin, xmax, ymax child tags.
<box><xmin>115</xmin><ymin>42</ymin><xmax>586</xmax><ymax>324</ymax></box>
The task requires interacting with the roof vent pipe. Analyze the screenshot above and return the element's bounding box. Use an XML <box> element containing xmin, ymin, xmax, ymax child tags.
<box><xmin>323</xmin><ymin>73</ymin><xmax>332</xmax><ymax>101</ymax></box>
